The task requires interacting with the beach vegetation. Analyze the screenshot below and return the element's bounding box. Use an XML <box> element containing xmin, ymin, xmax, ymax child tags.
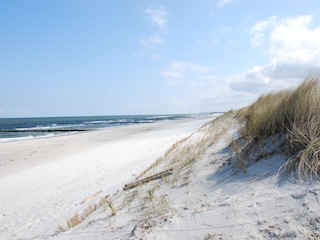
<box><xmin>107</xmin><ymin>200</ymin><xmax>117</xmax><ymax>216</ymax></box>
<box><xmin>55</xmin><ymin>225</ymin><xmax>68</xmax><ymax>234</ymax></box>
<box><xmin>147</xmin><ymin>188</ymin><xmax>155</xmax><ymax>201</ymax></box>
<box><xmin>67</xmin><ymin>213</ymin><xmax>80</xmax><ymax>229</ymax></box>
<box><xmin>136</xmin><ymin>137</ymin><xmax>190</xmax><ymax>181</ymax></box>
<box><xmin>124</xmin><ymin>189</ymin><xmax>139</xmax><ymax>207</ymax></box>
<box><xmin>237</xmin><ymin>74</ymin><xmax>320</xmax><ymax>178</ymax></box>
<box><xmin>55</xmin><ymin>194</ymin><xmax>109</xmax><ymax>234</ymax></box>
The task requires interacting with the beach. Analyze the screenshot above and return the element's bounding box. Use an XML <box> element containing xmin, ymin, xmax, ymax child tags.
<box><xmin>0</xmin><ymin>117</ymin><xmax>212</xmax><ymax>239</ymax></box>
<box><xmin>1</xmin><ymin>113</ymin><xmax>320</xmax><ymax>240</ymax></box>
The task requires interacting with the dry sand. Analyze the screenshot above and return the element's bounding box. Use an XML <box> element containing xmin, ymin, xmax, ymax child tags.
<box><xmin>0</xmin><ymin>117</ymin><xmax>211</xmax><ymax>240</ymax></box>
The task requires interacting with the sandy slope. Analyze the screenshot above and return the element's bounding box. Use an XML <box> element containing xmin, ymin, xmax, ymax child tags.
<box><xmin>50</xmin><ymin>112</ymin><xmax>320</xmax><ymax>240</ymax></box>
<box><xmin>0</xmin><ymin>117</ymin><xmax>211</xmax><ymax>240</ymax></box>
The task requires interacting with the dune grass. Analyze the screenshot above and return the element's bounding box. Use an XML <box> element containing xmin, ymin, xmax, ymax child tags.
<box><xmin>55</xmin><ymin>195</ymin><xmax>109</xmax><ymax>234</ymax></box>
<box><xmin>237</xmin><ymin>75</ymin><xmax>320</xmax><ymax>178</ymax></box>
<box><xmin>107</xmin><ymin>200</ymin><xmax>117</xmax><ymax>216</ymax></box>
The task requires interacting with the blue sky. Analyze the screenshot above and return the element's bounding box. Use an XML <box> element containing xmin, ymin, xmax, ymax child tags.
<box><xmin>1</xmin><ymin>0</ymin><xmax>320</xmax><ymax>117</ymax></box>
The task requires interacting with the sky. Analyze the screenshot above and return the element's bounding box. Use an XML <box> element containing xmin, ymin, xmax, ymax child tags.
<box><xmin>1</xmin><ymin>0</ymin><xmax>320</xmax><ymax>117</ymax></box>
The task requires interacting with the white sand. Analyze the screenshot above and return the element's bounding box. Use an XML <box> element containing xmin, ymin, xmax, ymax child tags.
<box><xmin>0</xmin><ymin>117</ymin><xmax>211</xmax><ymax>240</ymax></box>
<box><xmin>2</xmin><ymin>114</ymin><xmax>320</xmax><ymax>240</ymax></box>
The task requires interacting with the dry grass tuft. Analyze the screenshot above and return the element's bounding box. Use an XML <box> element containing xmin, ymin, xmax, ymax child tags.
<box><xmin>136</xmin><ymin>137</ymin><xmax>190</xmax><ymax>180</ymax></box>
<box><xmin>107</xmin><ymin>200</ymin><xmax>117</xmax><ymax>216</ymax></box>
<box><xmin>147</xmin><ymin>188</ymin><xmax>155</xmax><ymax>201</ymax></box>
<box><xmin>56</xmin><ymin>194</ymin><xmax>109</xmax><ymax>234</ymax></box>
<box><xmin>237</xmin><ymin>74</ymin><xmax>320</xmax><ymax>178</ymax></box>
<box><xmin>67</xmin><ymin>213</ymin><xmax>80</xmax><ymax>229</ymax></box>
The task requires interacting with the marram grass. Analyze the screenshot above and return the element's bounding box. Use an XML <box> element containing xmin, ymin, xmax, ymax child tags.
<box><xmin>238</xmin><ymin>74</ymin><xmax>320</xmax><ymax>178</ymax></box>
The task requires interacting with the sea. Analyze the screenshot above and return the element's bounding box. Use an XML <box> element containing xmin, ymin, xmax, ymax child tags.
<box><xmin>0</xmin><ymin>114</ymin><xmax>218</xmax><ymax>142</ymax></box>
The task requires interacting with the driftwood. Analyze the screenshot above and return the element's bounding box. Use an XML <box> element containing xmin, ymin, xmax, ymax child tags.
<box><xmin>123</xmin><ymin>168</ymin><xmax>173</xmax><ymax>191</ymax></box>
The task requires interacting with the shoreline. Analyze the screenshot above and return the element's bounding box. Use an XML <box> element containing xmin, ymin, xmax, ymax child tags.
<box><xmin>0</xmin><ymin>117</ymin><xmax>213</xmax><ymax>177</ymax></box>
<box><xmin>0</xmin><ymin>114</ymin><xmax>221</xmax><ymax>143</ymax></box>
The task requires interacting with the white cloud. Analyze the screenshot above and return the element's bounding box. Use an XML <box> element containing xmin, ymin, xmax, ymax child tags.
<box><xmin>145</xmin><ymin>6</ymin><xmax>168</xmax><ymax>30</ymax></box>
<box><xmin>140</xmin><ymin>6</ymin><xmax>167</xmax><ymax>59</ymax></box>
<box><xmin>161</xmin><ymin>62</ymin><xmax>256</xmax><ymax>111</ymax></box>
<box><xmin>137</xmin><ymin>36</ymin><xmax>164</xmax><ymax>60</ymax></box>
<box><xmin>231</xmin><ymin>15</ymin><xmax>320</xmax><ymax>94</ymax></box>
<box><xmin>217</xmin><ymin>0</ymin><xmax>233</xmax><ymax>7</ymax></box>
<box><xmin>250</xmin><ymin>16</ymin><xmax>278</xmax><ymax>48</ymax></box>
<box><xmin>140</xmin><ymin>36</ymin><xmax>164</xmax><ymax>50</ymax></box>
<box><xmin>268</xmin><ymin>16</ymin><xmax>320</xmax><ymax>61</ymax></box>
<box><xmin>161</xmin><ymin>16</ymin><xmax>320</xmax><ymax>112</ymax></box>
<box><xmin>162</xmin><ymin>61</ymin><xmax>212</xmax><ymax>86</ymax></box>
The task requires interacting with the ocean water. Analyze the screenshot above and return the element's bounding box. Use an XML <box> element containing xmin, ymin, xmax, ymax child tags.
<box><xmin>0</xmin><ymin>114</ymin><xmax>207</xmax><ymax>142</ymax></box>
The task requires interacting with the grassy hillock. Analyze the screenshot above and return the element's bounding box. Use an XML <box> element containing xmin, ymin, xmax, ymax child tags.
<box><xmin>237</xmin><ymin>75</ymin><xmax>320</xmax><ymax>178</ymax></box>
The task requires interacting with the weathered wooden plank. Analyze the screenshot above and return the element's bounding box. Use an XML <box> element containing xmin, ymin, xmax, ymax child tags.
<box><xmin>123</xmin><ymin>168</ymin><xmax>173</xmax><ymax>191</ymax></box>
